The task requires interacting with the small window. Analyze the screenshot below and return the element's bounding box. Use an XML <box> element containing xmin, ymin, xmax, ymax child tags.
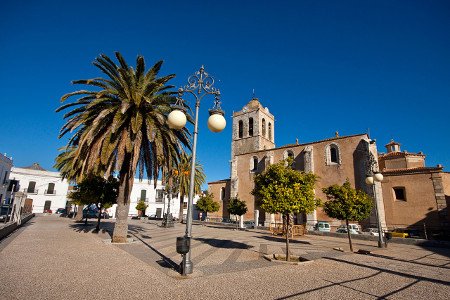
<box><xmin>220</xmin><ymin>187</ymin><xmax>226</xmax><ymax>201</ymax></box>
<box><xmin>251</xmin><ymin>156</ymin><xmax>258</xmax><ymax>172</ymax></box>
<box><xmin>155</xmin><ymin>189</ymin><xmax>164</xmax><ymax>202</ymax></box>
<box><xmin>2</xmin><ymin>171</ymin><xmax>8</xmax><ymax>184</ymax></box>
<box><xmin>183</xmin><ymin>202</ymin><xmax>188</xmax><ymax>209</ymax></box>
<box><xmin>140</xmin><ymin>190</ymin><xmax>147</xmax><ymax>201</ymax></box>
<box><xmin>46</xmin><ymin>183</ymin><xmax>55</xmax><ymax>195</ymax></box>
<box><xmin>262</xmin><ymin>118</ymin><xmax>266</xmax><ymax>137</ymax></box>
<box><xmin>249</xmin><ymin>118</ymin><xmax>254</xmax><ymax>136</ymax></box>
<box><xmin>27</xmin><ymin>181</ymin><xmax>36</xmax><ymax>193</ymax></box>
<box><xmin>238</xmin><ymin>120</ymin><xmax>243</xmax><ymax>138</ymax></box>
<box><xmin>268</xmin><ymin>122</ymin><xmax>272</xmax><ymax>141</ymax></box>
<box><xmin>393</xmin><ymin>187</ymin><xmax>406</xmax><ymax>201</ymax></box>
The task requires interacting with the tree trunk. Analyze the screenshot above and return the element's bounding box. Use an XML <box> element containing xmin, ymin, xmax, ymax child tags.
<box><xmin>75</xmin><ymin>205</ymin><xmax>84</xmax><ymax>222</ymax></box>
<box><xmin>112</xmin><ymin>170</ymin><xmax>134</xmax><ymax>243</ymax></box>
<box><xmin>95</xmin><ymin>204</ymin><xmax>102</xmax><ymax>232</ymax></box>
<box><xmin>285</xmin><ymin>213</ymin><xmax>290</xmax><ymax>262</ymax></box>
<box><xmin>346</xmin><ymin>219</ymin><xmax>353</xmax><ymax>252</ymax></box>
<box><xmin>178</xmin><ymin>194</ymin><xmax>184</xmax><ymax>223</ymax></box>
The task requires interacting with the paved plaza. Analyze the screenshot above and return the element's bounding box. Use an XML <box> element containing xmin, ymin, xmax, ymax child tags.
<box><xmin>0</xmin><ymin>215</ymin><xmax>449</xmax><ymax>299</ymax></box>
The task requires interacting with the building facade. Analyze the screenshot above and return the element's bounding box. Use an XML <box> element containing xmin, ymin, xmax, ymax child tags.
<box><xmin>379</xmin><ymin>140</ymin><xmax>450</xmax><ymax>235</ymax></box>
<box><xmin>10</xmin><ymin>163</ymin><xmax>70</xmax><ymax>214</ymax></box>
<box><xmin>0</xmin><ymin>152</ymin><xmax>13</xmax><ymax>206</ymax></box>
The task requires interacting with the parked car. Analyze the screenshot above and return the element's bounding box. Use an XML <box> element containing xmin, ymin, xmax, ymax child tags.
<box><xmin>314</xmin><ymin>221</ymin><xmax>331</xmax><ymax>232</ymax></box>
<box><xmin>244</xmin><ymin>221</ymin><xmax>255</xmax><ymax>228</ymax></box>
<box><xmin>44</xmin><ymin>209</ymin><xmax>53</xmax><ymax>214</ymax></box>
<box><xmin>389</xmin><ymin>228</ymin><xmax>409</xmax><ymax>238</ymax></box>
<box><xmin>83</xmin><ymin>208</ymin><xmax>98</xmax><ymax>219</ymax></box>
<box><xmin>336</xmin><ymin>227</ymin><xmax>359</xmax><ymax>234</ymax></box>
<box><xmin>388</xmin><ymin>228</ymin><xmax>421</xmax><ymax>239</ymax></box>
<box><xmin>362</xmin><ymin>228</ymin><xmax>380</xmax><ymax>236</ymax></box>
<box><xmin>0</xmin><ymin>214</ymin><xmax>11</xmax><ymax>222</ymax></box>
<box><xmin>55</xmin><ymin>208</ymin><xmax>66</xmax><ymax>214</ymax></box>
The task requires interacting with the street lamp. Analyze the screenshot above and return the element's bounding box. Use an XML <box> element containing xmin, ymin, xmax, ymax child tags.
<box><xmin>365</xmin><ymin>152</ymin><xmax>385</xmax><ymax>248</ymax></box>
<box><xmin>167</xmin><ymin>66</ymin><xmax>225</xmax><ymax>275</ymax></box>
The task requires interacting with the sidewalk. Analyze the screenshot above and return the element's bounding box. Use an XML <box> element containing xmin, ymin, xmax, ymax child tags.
<box><xmin>0</xmin><ymin>215</ymin><xmax>449</xmax><ymax>299</ymax></box>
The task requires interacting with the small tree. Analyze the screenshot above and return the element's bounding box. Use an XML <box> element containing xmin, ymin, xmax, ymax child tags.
<box><xmin>253</xmin><ymin>159</ymin><xmax>319</xmax><ymax>261</ymax></box>
<box><xmin>68</xmin><ymin>174</ymin><xmax>118</xmax><ymax>231</ymax></box>
<box><xmin>323</xmin><ymin>180</ymin><xmax>373</xmax><ymax>252</ymax></box>
<box><xmin>135</xmin><ymin>200</ymin><xmax>148</xmax><ymax>217</ymax></box>
<box><xmin>227</xmin><ymin>197</ymin><xmax>248</xmax><ymax>228</ymax></box>
<box><xmin>195</xmin><ymin>192</ymin><xmax>220</xmax><ymax>221</ymax></box>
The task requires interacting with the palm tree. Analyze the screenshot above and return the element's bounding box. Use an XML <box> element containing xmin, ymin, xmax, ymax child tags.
<box><xmin>173</xmin><ymin>153</ymin><xmax>205</xmax><ymax>222</ymax></box>
<box><xmin>56</xmin><ymin>52</ymin><xmax>190</xmax><ymax>243</ymax></box>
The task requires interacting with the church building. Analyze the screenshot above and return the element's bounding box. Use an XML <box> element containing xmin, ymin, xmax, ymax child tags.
<box><xmin>208</xmin><ymin>98</ymin><xmax>385</xmax><ymax>230</ymax></box>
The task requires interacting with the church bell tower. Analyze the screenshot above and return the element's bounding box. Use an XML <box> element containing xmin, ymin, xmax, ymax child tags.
<box><xmin>230</xmin><ymin>97</ymin><xmax>275</xmax><ymax>197</ymax></box>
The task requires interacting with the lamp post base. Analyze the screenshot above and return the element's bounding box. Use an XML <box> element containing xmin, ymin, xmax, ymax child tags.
<box><xmin>180</xmin><ymin>256</ymin><xmax>193</xmax><ymax>276</ymax></box>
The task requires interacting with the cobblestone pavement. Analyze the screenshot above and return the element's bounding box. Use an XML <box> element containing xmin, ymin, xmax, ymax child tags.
<box><xmin>0</xmin><ymin>215</ymin><xmax>449</xmax><ymax>300</ymax></box>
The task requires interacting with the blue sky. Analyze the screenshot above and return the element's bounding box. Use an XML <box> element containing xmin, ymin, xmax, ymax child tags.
<box><xmin>1</xmin><ymin>0</ymin><xmax>449</xmax><ymax>185</ymax></box>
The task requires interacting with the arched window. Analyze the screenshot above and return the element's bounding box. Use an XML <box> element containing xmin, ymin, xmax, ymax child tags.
<box><xmin>326</xmin><ymin>143</ymin><xmax>341</xmax><ymax>165</ymax></box>
<box><xmin>249</xmin><ymin>118</ymin><xmax>254</xmax><ymax>136</ymax></box>
<box><xmin>262</xmin><ymin>118</ymin><xmax>266</xmax><ymax>137</ymax></box>
<box><xmin>268</xmin><ymin>122</ymin><xmax>272</xmax><ymax>141</ymax></box>
<box><xmin>330</xmin><ymin>147</ymin><xmax>338</xmax><ymax>163</ymax></box>
<box><xmin>238</xmin><ymin>120</ymin><xmax>243</xmax><ymax>138</ymax></box>
<box><xmin>220</xmin><ymin>187</ymin><xmax>226</xmax><ymax>201</ymax></box>
<box><xmin>250</xmin><ymin>156</ymin><xmax>258</xmax><ymax>172</ymax></box>
<box><xmin>283</xmin><ymin>150</ymin><xmax>295</xmax><ymax>166</ymax></box>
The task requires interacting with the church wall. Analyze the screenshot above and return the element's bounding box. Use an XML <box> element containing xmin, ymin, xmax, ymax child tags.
<box><xmin>207</xmin><ymin>180</ymin><xmax>230</xmax><ymax>220</ymax></box>
<box><xmin>234</xmin><ymin>134</ymin><xmax>370</xmax><ymax>226</ymax></box>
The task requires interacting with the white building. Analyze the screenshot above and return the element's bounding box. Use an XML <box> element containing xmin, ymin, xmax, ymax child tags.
<box><xmin>10</xmin><ymin>163</ymin><xmax>70</xmax><ymax>213</ymax></box>
<box><xmin>0</xmin><ymin>153</ymin><xmax>13</xmax><ymax>206</ymax></box>
<box><xmin>109</xmin><ymin>179</ymin><xmax>199</xmax><ymax>219</ymax></box>
<box><xmin>10</xmin><ymin>162</ymin><xmax>199</xmax><ymax>219</ymax></box>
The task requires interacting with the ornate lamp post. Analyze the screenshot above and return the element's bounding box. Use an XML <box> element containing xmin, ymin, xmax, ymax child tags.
<box><xmin>162</xmin><ymin>171</ymin><xmax>179</xmax><ymax>228</ymax></box>
<box><xmin>167</xmin><ymin>66</ymin><xmax>225</xmax><ymax>275</ymax></box>
<box><xmin>365</xmin><ymin>152</ymin><xmax>385</xmax><ymax>248</ymax></box>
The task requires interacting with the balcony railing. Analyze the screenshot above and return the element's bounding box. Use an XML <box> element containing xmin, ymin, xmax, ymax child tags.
<box><xmin>44</xmin><ymin>189</ymin><xmax>56</xmax><ymax>195</ymax></box>
<box><xmin>25</xmin><ymin>188</ymin><xmax>38</xmax><ymax>194</ymax></box>
<box><xmin>155</xmin><ymin>197</ymin><xmax>164</xmax><ymax>203</ymax></box>
<box><xmin>137</xmin><ymin>197</ymin><xmax>149</xmax><ymax>203</ymax></box>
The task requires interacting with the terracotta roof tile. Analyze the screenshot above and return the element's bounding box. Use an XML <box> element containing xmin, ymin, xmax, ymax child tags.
<box><xmin>382</xmin><ymin>166</ymin><xmax>443</xmax><ymax>175</ymax></box>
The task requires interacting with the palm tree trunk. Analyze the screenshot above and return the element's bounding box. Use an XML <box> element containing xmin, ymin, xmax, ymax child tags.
<box><xmin>346</xmin><ymin>219</ymin><xmax>353</xmax><ymax>252</ymax></box>
<box><xmin>75</xmin><ymin>205</ymin><xmax>84</xmax><ymax>222</ymax></box>
<box><xmin>178</xmin><ymin>194</ymin><xmax>184</xmax><ymax>223</ymax></box>
<box><xmin>112</xmin><ymin>170</ymin><xmax>134</xmax><ymax>243</ymax></box>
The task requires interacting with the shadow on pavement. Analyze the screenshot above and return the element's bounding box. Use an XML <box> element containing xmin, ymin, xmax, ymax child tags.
<box><xmin>368</xmin><ymin>252</ymin><xmax>450</xmax><ymax>270</ymax></box>
<box><xmin>130</xmin><ymin>232</ymin><xmax>180</xmax><ymax>272</ymax></box>
<box><xmin>275</xmin><ymin>271</ymin><xmax>383</xmax><ymax>299</ymax></box>
<box><xmin>194</xmin><ymin>237</ymin><xmax>253</xmax><ymax>249</ymax></box>
<box><xmin>255</xmin><ymin>235</ymin><xmax>312</xmax><ymax>244</ymax></box>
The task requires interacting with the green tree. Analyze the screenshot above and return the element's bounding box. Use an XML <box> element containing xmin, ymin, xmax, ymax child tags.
<box><xmin>252</xmin><ymin>160</ymin><xmax>319</xmax><ymax>261</ymax></box>
<box><xmin>227</xmin><ymin>197</ymin><xmax>248</xmax><ymax>228</ymax></box>
<box><xmin>135</xmin><ymin>200</ymin><xmax>148</xmax><ymax>217</ymax></box>
<box><xmin>323</xmin><ymin>180</ymin><xmax>373</xmax><ymax>252</ymax></box>
<box><xmin>68</xmin><ymin>174</ymin><xmax>119</xmax><ymax>231</ymax></box>
<box><xmin>195</xmin><ymin>192</ymin><xmax>220</xmax><ymax>221</ymax></box>
<box><xmin>56</xmin><ymin>52</ymin><xmax>191</xmax><ymax>243</ymax></box>
<box><xmin>172</xmin><ymin>153</ymin><xmax>206</xmax><ymax>222</ymax></box>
